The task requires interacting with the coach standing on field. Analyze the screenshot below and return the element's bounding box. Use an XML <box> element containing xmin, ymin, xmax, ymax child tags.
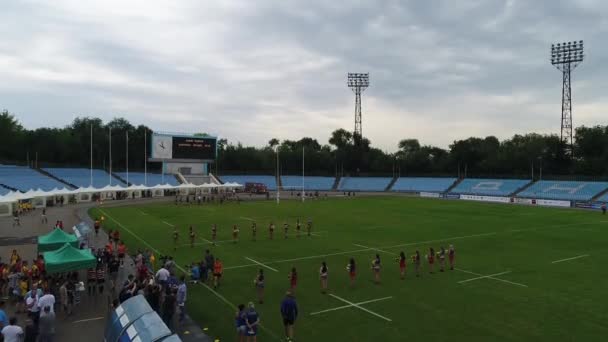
<box><xmin>280</xmin><ymin>291</ymin><xmax>298</xmax><ymax>342</ymax></box>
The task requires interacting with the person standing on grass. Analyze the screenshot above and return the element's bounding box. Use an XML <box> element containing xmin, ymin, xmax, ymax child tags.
<box><xmin>448</xmin><ymin>245</ymin><xmax>455</xmax><ymax>270</ymax></box>
<box><xmin>398</xmin><ymin>252</ymin><xmax>407</xmax><ymax>280</ymax></box>
<box><xmin>189</xmin><ymin>226</ymin><xmax>196</xmax><ymax>248</ymax></box>
<box><xmin>295</xmin><ymin>219</ymin><xmax>301</xmax><ymax>238</ymax></box>
<box><xmin>347</xmin><ymin>258</ymin><xmax>356</xmax><ymax>286</ymax></box>
<box><xmin>204</xmin><ymin>250</ymin><xmax>214</xmax><ymax>284</ymax></box>
<box><xmin>283</xmin><ymin>222</ymin><xmax>289</xmax><ymax>239</ymax></box>
<box><xmin>439</xmin><ymin>247</ymin><xmax>446</xmax><ymax>272</ymax></box>
<box><xmin>172</xmin><ymin>228</ymin><xmax>179</xmax><ymax>251</ymax></box>
<box><xmin>211</xmin><ymin>224</ymin><xmax>218</xmax><ymax>246</ymax></box>
<box><xmin>1</xmin><ymin>317</ymin><xmax>23</xmax><ymax>342</ymax></box>
<box><xmin>427</xmin><ymin>247</ymin><xmax>435</xmax><ymax>274</ymax></box>
<box><xmin>371</xmin><ymin>254</ymin><xmax>382</xmax><ymax>284</ymax></box>
<box><xmin>254</xmin><ymin>269</ymin><xmax>264</xmax><ymax>304</ymax></box>
<box><xmin>37</xmin><ymin>306</ymin><xmax>55</xmax><ymax>342</ymax></box>
<box><xmin>176</xmin><ymin>276</ymin><xmax>187</xmax><ymax>324</ymax></box>
<box><xmin>245</xmin><ymin>302</ymin><xmax>259</xmax><ymax>342</ymax></box>
<box><xmin>280</xmin><ymin>291</ymin><xmax>298</xmax><ymax>342</ymax></box>
<box><xmin>269</xmin><ymin>222</ymin><xmax>275</xmax><ymax>240</ymax></box>
<box><xmin>232</xmin><ymin>225</ymin><xmax>240</xmax><ymax>243</ymax></box>
<box><xmin>319</xmin><ymin>261</ymin><xmax>329</xmax><ymax>294</ymax></box>
<box><xmin>288</xmin><ymin>268</ymin><xmax>298</xmax><ymax>293</ymax></box>
<box><xmin>213</xmin><ymin>258</ymin><xmax>223</xmax><ymax>289</ymax></box>
<box><xmin>251</xmin><ymin>222</ymin><xmax>257</xmax><ymax>241</ymax></box>
<box><xmin>413</xmin><ymin>250</ymin><xmax>422</xmax><ymax>277</ymax></box>
<box><xmin>235</xmin><ymin>304</ymin><xmax>247</xmax><ymax>342</ymax></box>
<box><xmin>307</xmin><ymin>218</ymin><xmax>312</xmax><ymax>237</ymax></box>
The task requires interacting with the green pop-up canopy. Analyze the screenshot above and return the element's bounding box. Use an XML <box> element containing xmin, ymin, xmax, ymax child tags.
<box><xmin>43</xmin><ymin>243</ymin><xmax>96</xmax><ymax>274</ymax></box>
<box><xmin>37</xmin><ymin>228</ymin><xmax>78</xmax><ymax>252</ymax></box>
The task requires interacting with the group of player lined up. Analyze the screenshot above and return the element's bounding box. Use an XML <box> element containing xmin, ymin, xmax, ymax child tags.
<box><xmin>172</xmin><ymin>219</ymin><xmax>314</xmax><ymax>249</ymax></box>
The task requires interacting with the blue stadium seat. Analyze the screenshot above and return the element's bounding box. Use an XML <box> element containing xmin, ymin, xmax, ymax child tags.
<box><xmin>338</xmin><ymin>177</ymin><xmax>392</xmax><ymax>191</ymax></box>
<box><xmin>44</xmin><ymin>168</ymin><xmax>125</xmax><ymax>188</ymax></box>
<box><xmin>391</xmin><ymin>177</ymin><xmax>456</xmax><ymax>192</ymax></box>
<box><xmin>0</xmin><ymin>187</ymin><xmax>9</xmax><ymax>196</ymax></box>
<box><xmin>282</xmin><ymin>176</ymin><xmax>335</xmax><ymax>190</ymax></box>
<box><xmin>0</xmin><ymin>165</ymin><xmax>67</xmax><ymax>191</ymax></box>
<box><xmin>115</xmin><ymin>172</ymin><xmax>179</xmax><ymax>186</ymax></box>
<box><xmin>220</xmin><ymin>175</ymin><xmax>277</xmax><ymax>190</ymax></box>
<box><xmin>596</xmin><ymin>192</ymin><xmax>608</xmax><ymax>202</ymax></box>
<box><xmin>450</xmin><ymin>179</ymin><xmax>531</xmax><ymax>196</ymax></box>
<box><xmin>517</xmin><ymin>181</ymin><xmax>608</xmax><ymax>201</ymax></box>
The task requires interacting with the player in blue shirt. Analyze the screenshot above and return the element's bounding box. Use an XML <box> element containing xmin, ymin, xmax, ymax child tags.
<box><xmin>280</xmin><ymin>291</ymin><xmax>298</xmax><ymax>342</ymax></box>
<box><xmin>245</xmin><ymin>302</ymin><xmax>260</xmax><ymax>341</ymax></box>
<box><xmin>235</xmin><ymin>304</ymin><xmax>247</xmax><ymax>342</ymax></box>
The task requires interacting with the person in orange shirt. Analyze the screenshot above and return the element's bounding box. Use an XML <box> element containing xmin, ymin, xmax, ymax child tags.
<box><xmin>117</xmin><ymin>241</ymin><xmax>127</xmax><ymax>267</ymax></box>
<box><xmin>21</xmin><ymin>261</ymin><xmax>31</xmax><ymax>279</ymax></box>
<box><xmin>213</xmin><ymin>258</ymin><xmax>223</xmax><ymax>289</ymax></box>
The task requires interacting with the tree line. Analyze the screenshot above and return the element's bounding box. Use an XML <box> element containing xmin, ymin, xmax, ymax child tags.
<box><xmin>2</xmin><ymin>110</ymin><xmax>608</xmax><ymax>178</ymax></box>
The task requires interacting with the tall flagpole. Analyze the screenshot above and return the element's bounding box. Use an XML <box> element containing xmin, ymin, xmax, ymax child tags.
<box><xmin>90</xmin><ymin>124</ymin><xmax>93</xmax><ymax>187</ymax></box>
<box><xmin>126</xmin><ymin>131</ymin><xmax>129</xmax><ymax>184</ymax></box>
<box><xmin>276</xmin><ymin>147</ymin><xmax>280</xmax><ymax>204</ymax></box>
<box><xmin>302</xmin><ymin>146</ymin><xmax>305</xmax><ymax>203</ymax></box>
<box><xmin>144</xmin><ymin>128</ymin><xmax>147</xmax><ymax>186</ymax></box>
<box><xmin>109</xmin><ymin>127</ymin><xmax>112</xmax><ymax>185</ymax></box>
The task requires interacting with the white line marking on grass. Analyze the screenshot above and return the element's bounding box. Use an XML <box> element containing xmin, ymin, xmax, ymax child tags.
<box><xmin>98</xmin><ymin>209</ymin><xmax>281</xmax><ymax>340</ymax></box>
<box><xmin>353</xmin><ymin>243</ymin><xmax>398</xmax><ymax>256</ymax></box>
<box><xmin>551</xmin><ymin>254</ymin><xmax>589</xmax><ymax>264</ymax></box>
<box><xmin>455</xmin><ymin>268</ymin><xmax>528</xmax><ymax>288</ymax></box>
<box><xmin>72</xmin><ymin>317</ymin><xmax>104</xmax><ymax>324</ymax></box>
<box><xmin>162</xmin><ymin>220</ymin><xmax>174</xmax><ymax>227</ymax></box>
<box><xmin>380</xmin><ymin>232</ymin><xmax>497</xmax><ymax>250</ymax></box>
<box><xmin>458</xmin><ymin>271</ymin><xmax>511</xmax><ymax>284</ymax></box>
<box><xmin>240</xmin><ymin>216</ymin><xmax>255</xmax><ymax>221</ymax></box>
<box><xmin>328</xmin><ymin>294</ymin><xmax>392</xmax><ymax>322</ymax></box>
<box><xmin>245</xmin><ymin>257</ymin><xmax>279</xmax><ymax>272</ymax></box>
<box><xmin>139</xmin><ymin>211</ymin><xmax>148</xmax><ymax>215</ymax></box>
<box><xmin>310</xmin><ymin>296</ymin><xmax>393</xmax><ymax>316</ymax></box>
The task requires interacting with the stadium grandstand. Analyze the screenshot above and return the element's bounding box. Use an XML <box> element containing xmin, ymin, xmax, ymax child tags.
<box><xmin>338</xmin><ymin>176</ymin><xmax>392</xmax><ymax>191</ymax></box>
<box><xmin>0</xmin><ymin>164</ymin><xmax>68</xmax><ymax>191</ymax></box>
<box><xmin>391</xmin><ymin>177</ymin><xmax>457</xmax><ymax>193</ymax></box>
<box><xmin>282</xmin><ymin>175</ymin><xmax>335</xmax><ymax>191</ymax></box>
<box><xmin>44</xmin><ymin>167</ymin><xmax>124</xmax><ymax>188</ymax></box>
<box><xmin>450</xmin><ymin>178</ymin><xmax>531</xmax><ymax>196</ymax></box>
<box><xmin>220</xmin><ymin>175</ymin><xmax>277</xmax><ymax>190</ymax></box>
<box><xmin>516</xmin><ymin>180</ymin><xmax>608</xmax><ymax>201</ymax></box>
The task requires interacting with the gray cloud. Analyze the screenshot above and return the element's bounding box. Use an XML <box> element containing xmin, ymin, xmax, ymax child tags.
<box><xmin>1</xmin><ymin>0</ymin><xmax>607</xmax><ymax>151</ymax></box>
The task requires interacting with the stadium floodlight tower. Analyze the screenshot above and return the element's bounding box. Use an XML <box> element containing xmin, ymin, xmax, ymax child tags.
<box><xmin>347</xmin><ymin>73</ymin><xmax>369</xmax><ymax>139</ymax></box>
<box><xmin>551</xmin><ymin>40</ymin><xmax>584</xmax><ymax>154</ymax></box>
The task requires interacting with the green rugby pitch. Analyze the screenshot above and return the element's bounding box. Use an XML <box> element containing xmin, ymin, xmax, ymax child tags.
<box><xmin>90</xmin><ymin>196</ymin><xmax>608</xmax><ymax>341</ymax></box>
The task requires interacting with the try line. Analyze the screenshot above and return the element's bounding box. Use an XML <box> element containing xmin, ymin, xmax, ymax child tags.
<box><xmin>551</xmin><ymin>254</ymin><xmax>589</xmax><ymax>264</ymax></box>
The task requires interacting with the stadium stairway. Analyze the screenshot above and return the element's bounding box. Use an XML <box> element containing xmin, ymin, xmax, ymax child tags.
<box><xmin>36</xmin><ymin>168</ymin><xmax>77</xmax><ymax>189</ymax></box>
<box><xmin>111</xmin><ymin>172</ymin><xmax>130</xmax><ymax>186</ymax></box>
<box><xmin>175</xmin><ymin>173</ymin><xmax>187</xmax><ymax>184</ymax></box>
<box><xmin>591</xmin><ymin>187</ymin><xmax>608</xmax><ymax>201</ymax></box>
<box><xmin>332</xmin><ymin>175</ymin><xmax>341</xmax><ymax>191</ymax></box>
<box><xmin>444</xmin><ymin>178</ymin><xmax>463</xmax><ymax>193</ymax></box>
<box><xmin>385</xmin><ymin>176</ymin><xmax>398</xmax><ymax>191</ymax></box>
<box><xmin>510</xmin><ymin>180</ymin><xmax>536</xmax><ymax>197</ymax></box>
<box><xmin>277</xmin><ymin>174</ymin><xmax>283</xmax><ymax>189</ymax></box>
<box><xmin>209</xmin><ymin>173</ymin><xmax>222</xmax><ymax>184</ymax></box>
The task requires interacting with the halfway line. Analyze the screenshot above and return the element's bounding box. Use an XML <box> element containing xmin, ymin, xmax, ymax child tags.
<box><xmin>551</xmin><ymin>254</ymin><xmax>589</xmax><ymax>264</ymax></box>
<box><xmin>458</xmin><ymin>271</ymin><xmax>511</xmax><ymax>284</ymax></box>
<box><xmin>455</xmin><ymin>268</ymin><xmax>527</xmax><ymax>288</ymax></box>
<box><xmin>246</xmin><ymin>257</ymin><xmax>279</xmax><ymax>272</ymax></box>
<box><xmin>353</xmin><ymin>243</ymin><xmax>397</xmax><ymax>256</ymax></box>
<box><xmin>162</xmin><ymin>221</ymin><xmax>175</xmax><ymax>227</ymax></box>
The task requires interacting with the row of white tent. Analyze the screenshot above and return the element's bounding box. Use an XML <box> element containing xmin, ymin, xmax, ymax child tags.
<box><xmin>0</xmin><ymin>182</ymin><xmax>244</xmax><ymax>204</ymax></box>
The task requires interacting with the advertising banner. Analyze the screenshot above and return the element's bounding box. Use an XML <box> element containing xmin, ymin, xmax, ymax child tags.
<box><xmin>420</xmin><ymin>192</ymin><xmax>441</xmax><ymax>198</ymax></box>
<box><xmin>460</xmin><ymin>194</ymin><xmax>510</xmax><ymax>203</ymax></box>
<box><xmin>535</xmin><ymin>199</ymin><xmax>571</xmax><ymax>207</ymax></box>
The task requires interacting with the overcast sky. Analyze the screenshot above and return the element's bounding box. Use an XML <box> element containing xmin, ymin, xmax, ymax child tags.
<box><xmin>1</xmin><ymin>0</ymin><xmax>607</xmax><ymax>152</ymax></box>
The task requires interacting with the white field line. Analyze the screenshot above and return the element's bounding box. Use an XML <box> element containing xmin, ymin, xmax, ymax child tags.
<box><xmin>99</xmin><ymin>210</ymin><xmax>281</xmax><ymax>341</ymax></box>
<box><xmin>458</xmin><ymin>271</ymin><xmax>511</xmax><ymax>284</ymax></box>
<box><xmin>551</xmin><ymin>254</ymin><xmax>589</xmax><ymax>264</ymax></box>
<box><xmin>162</xmin><ymin>220</ymin><xmax>174</xmax><ymax>227</ymax></box>
<box><xmin>353</xmin><ymin>243</ymin><xmax>398</xmax><ymax>256</ymax></box>
<box><xmin>180</xmin><ymin>238</ymin><xmax>234</xmax><ymax>247</ymax></box>
<box><xmin>328</xmin><ymin>294</ymin><xmax>392</xmax><ymax>322</ymax></box>
<box><xmin>72</xmin><ymin>316</ymin><xmax>104</xmax><ymax>324</ymax></box>
<box><xmin>245</xmin><ymin>257</ymin><xmax>279</xmax><ymax>272</ymax></box>
<box><xmin>139</xmin><ymin>211</ymin><xmax>148</xmax><ymax>215</ymax></box>
<box><xmin>380</xmin><ymin>232</ymin><xmax>497</xmax><ymax>250</ymax></box>
<box><xmin>455</xmin><ymin>268</ymin><xmax>528</xmax><ymax>288</ymax></box>
<box><xmin>239</xmin><ymin>216</ymin><xmax>255</xmax><ymax>221</ymax></box>
<box><xmin>310</xmin><ymin>296</ymin><xmax>393</xmax><ymax>316</ymax></box>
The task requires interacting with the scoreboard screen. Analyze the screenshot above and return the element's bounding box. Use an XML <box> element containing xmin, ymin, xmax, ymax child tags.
<box><xmin>172</xmin><ymin>137</ymin><xmax>216</xmax><ymax>160</ymax></box>
<box><xmin>151</xmin><ymin>133</ymin><xmax>216</xmax><ymax>160</ymax></box>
